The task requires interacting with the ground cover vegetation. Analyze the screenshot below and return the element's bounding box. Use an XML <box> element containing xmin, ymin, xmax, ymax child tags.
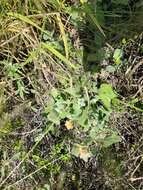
<box><xmin>0</xmin><ymin>0</ymin><xmax>143</xmax><ymax>189</ymax></box>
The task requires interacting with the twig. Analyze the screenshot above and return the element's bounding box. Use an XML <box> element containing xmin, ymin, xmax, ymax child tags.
<box><xmin>130</xmin><ymin>177</ymin><xmax>143</xmax><ymax>182</ymax></box>
<box><xmin>27</xmin><ymin>13</ymin><xmax>58</xmax><ymax>18</ymax></box>
<box><xmin>0</xmin><ymin>124</ymin><xmax>53</xmax><ymax>188</ymax></box>
<box><xmin>128</xmin><ymin>59</ymin><xmax>143</xmax><ymax>79</ymax></box>
<box><xmin>4</xmin><ymin>157</ymin><xmax>61</xmax><ymax>190</ymax></box>
<box><xmin>0</xmin><ymin>33</ymin><xmax>20</xmax><ymax>47</ymax></box>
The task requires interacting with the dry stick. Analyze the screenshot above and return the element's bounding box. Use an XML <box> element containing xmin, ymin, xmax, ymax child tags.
<box><xmin>0</xmin><ymin>124</ymin><xmax>53</xmax><ymax>188</ymax></box>
<box><xmin>41</xmin><ymin>64</ymin><xmax>53</xmax><ymax>88</ymax></box>
<box><xmin>25</xmin><ymin>0</ymin><xmax>28</xmax><ymax>16</ymax></box>
<box><xmin>130</xmin><ymin>177</ymin><xmax>143</xmax><ymax>182</ymax></box>
<box><xmin>10</xmin><ymin>123</ymin><xmax>43</xmax><ymax>136</ymax></box>
<box><xmin>130</xmin><ymin>158</ymin><xmax>143</xmax><ymax>179</ymax></box>
<box><xmin>27</xmin><ymin>12</ymin><xmax>59</xmax><ymax>18</ymax></box>
<box><xmin>4</xmin><ymin>157</ymin><xmax>61</xmax><ymax>190</ymax></box>
<box><xmin>84</xmin><ymin>87</ymin><xmax>90</xmax><ymax>110</ymax></box>
<box><xmin>133</xmin><ymin>85</ymin><xmax>143</xmax><ymax>98</ymax></box>
<box><xmin>129</xmin><ymin>59</ymin><xmax>143</xmax><ymax>79</ymax></box>
<box><xmin>0</xmin><ymin>33</ymin><xmax>20</xmax><ymax>47</ymax></box>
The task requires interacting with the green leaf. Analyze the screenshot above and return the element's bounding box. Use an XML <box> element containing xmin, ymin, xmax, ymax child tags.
<box><xmin>102</xmin><ymin>133</ymin><xmax>121</xmax><ymax>147</ymax></box>
<box><xmin>77</xmin><ymin>109</ymin><xmax>90</xmax><ymax>131</ymax></box>
<box><xmin>113</xmin><ymin>48</ymin><xmax>123</xmax><ymax>64</ymax></box>
<box><xmin>71</xmin><ymin>102</ymin><xmax>82</xmax><ymax>119</ymax></box>
<box><xmin>64</xmin><ymin>87</ymin><xmax>80</xmax><ymax>97</ymax></box>
<box><xmin>16</xmin><ymin>80</ymin><xmax>27</xmax><ymax>100</ymax></box>
<box><xmin>50</xmin><ymin>88</ymin><xmax>59</xmax><ymax>98</ymax></box>
<box><xmin>44</xmin><ymin>98</ymin><xmax>55</xmax><ymax>113</ymax></box>
<box><xmin>98</xmin><ymin>84</ymin><xmax>117</xmax><ymax>109</ymax></box>
<box><xmin>105</xmin><ymin>65</ymin><xmax>116</xmax><ymax>73</ymax></box>
<box><xmin>11</xmin><ymin>152</ymin><xmax>21</xmax><ymax>161</ymax></box>
<box><xmin>48</xmin><ymin>110</ymin><xmax>60</xmax><ymax>124</ymax></box>
<box><xmin>70</xmin><ymin>9</ymin><xmax>79</xmax><ymax>20</ymax></box>
<box><xmin>55</xmin><ymin>100</ymin><xmax>68</xmax><ymax>119</ymax></box>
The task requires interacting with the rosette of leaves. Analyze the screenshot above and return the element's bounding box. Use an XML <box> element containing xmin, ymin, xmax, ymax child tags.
<box><xmin>44</xmin><ymin>75</ymin><xmax>120</xmax><ymax>161</ymax></box>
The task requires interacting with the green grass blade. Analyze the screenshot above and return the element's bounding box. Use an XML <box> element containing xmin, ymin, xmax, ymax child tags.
<box><xmin>41</xmin><ymin>42</ymin><xmax>76</xmax><ymax>69</ymax></box>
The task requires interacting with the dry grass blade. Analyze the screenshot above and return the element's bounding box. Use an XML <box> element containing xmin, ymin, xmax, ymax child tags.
<box><xmin>0</xmin><ymin>33</ymin><xmax>20</xmax><ymax>47</ymax></box>
<box><xmin>27</xmin><ymin>12</ymin><xmax>58</xmax><ymax>18</ymax></box>
<box><xmin>7</xmin><ymin>12</ymin><xmax>75</xmax><ymax>69</ymax></box>
<box><xmin>7</xmin><ymin>12</ymin><xmax>51</xmax><ymax>36</ymax></box>
<box><xmin>57</xmin><ymin>13</ymin><xmax>69</xmax><ymax>59</ymax></box>
<box><xmin>0</xmin><ymin>124</ymin><xmax>53</xmax><ymax>188</ymax></box>
<box><xmin>3</xmin><ymin>157</ymin><xmax>62</xmax><ymax>190</ymax></box>
<box><xmin>129</xmin><ymin>59</ymin><xmax>143</xmax><ymax>79</ymax></box>
<box><xmin>130</xmin><ymin>176</ymin><xmax>143</xmax><ymax>182</ymax></box>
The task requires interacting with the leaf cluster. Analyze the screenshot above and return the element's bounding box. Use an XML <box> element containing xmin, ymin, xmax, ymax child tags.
<box><xmin>44</xmin><ymin>74</ymin><xmax>121</xmax><ymax>161</ymax></box>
